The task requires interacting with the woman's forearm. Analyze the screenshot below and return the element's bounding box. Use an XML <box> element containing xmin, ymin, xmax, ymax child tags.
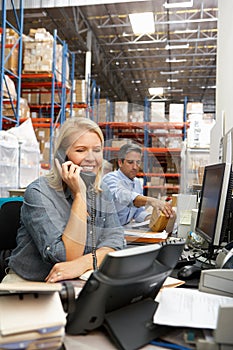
<box><xmin>45</xmin><ymin>246</ymin><xmax>115</xmax><ymax>282</ymax></box>
<box><xmin>62</xmin><ymin>193</ymin><xmax>87</xmax><ymax>260</ymax></box>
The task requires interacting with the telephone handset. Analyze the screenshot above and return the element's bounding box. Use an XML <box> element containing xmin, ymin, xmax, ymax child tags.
<box><xmin>63</xmin><ymin>156</ymin><xmax>98</xmax><ymax>270</ymax></box>
<box><xmin>80</xmin><ymin>171</ymin><xmax>98</xmax><ymax>271</ymax></box>
<box><xmin>80</xmin><ymin>172</ymin><xmax>96</xmax><ymax>188</ymax></box>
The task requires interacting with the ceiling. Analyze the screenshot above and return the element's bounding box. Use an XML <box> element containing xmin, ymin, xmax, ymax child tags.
<box><xmin>5</xmin><ymin>0</ymin><xmax>218</xmax><ymax>113</ymax></box>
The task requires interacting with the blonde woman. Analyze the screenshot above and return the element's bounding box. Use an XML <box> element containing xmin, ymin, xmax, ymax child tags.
<box><xmin>3</xmin><ymin>118</ymin><xmax>124</xmax><ymax>283</ymax></box>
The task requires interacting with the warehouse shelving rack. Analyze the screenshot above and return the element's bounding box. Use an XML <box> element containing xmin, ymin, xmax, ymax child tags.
<box><xmin>20</xmin><ymin>29</ymin><xmax>76</xmax><ymax>167</ymax></box>
<box><xmin>0</xmin><ymin>0</ymin><xmax>23</xmax><ymax>130</ymax></box>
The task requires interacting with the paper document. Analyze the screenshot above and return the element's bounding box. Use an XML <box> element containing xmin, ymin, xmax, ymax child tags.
<box><xmin>162</xmin><ymin>276</ymin><xmax>185</xmax><ymax>289</ymax></box>
<box><xmin>124</xmin><ymin>229</ymin><xmax>168</xmax><ymax>239</ymax></box>
<box><xmin>124</xmin><ymin>220</ymin><xmax>150</xmax><ymax>229</ymax></box>
<box><xmin>79</xmin><ymin>269</ymin><xmax>93</xmax><ymax>281</ymax></box>
<box><xmin>153</xmin><ymin>288</ymin><xmax>233</xmax><ymax>329</ymax></box>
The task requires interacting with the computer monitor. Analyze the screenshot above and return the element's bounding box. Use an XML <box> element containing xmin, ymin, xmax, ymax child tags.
<box><xmin>65</xmin><ymin>241</ymin><xmax>184</xmax><ymax>350</ymax></box>
<box><xmin>195</xmin><ymin>162</ymin><xmax>233</xmax><ymax>257</ymax></box>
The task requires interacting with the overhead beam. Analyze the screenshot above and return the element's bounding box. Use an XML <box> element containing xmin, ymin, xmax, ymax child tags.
<box><xmin>14</xmin><ymin>0</ymin><xmax>148</xmax><ymax>10</ymax></box>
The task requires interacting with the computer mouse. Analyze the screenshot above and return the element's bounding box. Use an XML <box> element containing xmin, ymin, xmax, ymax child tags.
<box><xmin>177</xmin><ymin>264</ymin><xmax>202</xmax><ymax>280</ymax></box>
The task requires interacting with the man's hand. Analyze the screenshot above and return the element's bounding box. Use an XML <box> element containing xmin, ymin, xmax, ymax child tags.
<box><xmin>148</xmin><ymin>198</ymin><xmax>174</xmax><ymax>218</ymax></box>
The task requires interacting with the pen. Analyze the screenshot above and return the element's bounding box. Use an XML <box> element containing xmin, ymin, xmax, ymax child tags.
<box><xmin>150</xmin><ymin>340</ymin><xmax>192</xmax><ymax>350</ymax></box>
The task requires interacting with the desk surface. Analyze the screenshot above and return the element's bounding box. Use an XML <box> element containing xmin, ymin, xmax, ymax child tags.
<box><xmin>64</xmin><ymin>332</ymin><xmax>163</xmax><ymax>350</ymax></box>
<box><xmin>8</xmin><ymin>188</ymin><xmax>26</xmax><ymax>197</ymax></box>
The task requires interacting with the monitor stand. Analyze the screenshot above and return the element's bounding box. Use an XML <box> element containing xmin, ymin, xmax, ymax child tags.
<box><xmin>103</xmin><ymin>298</ymin><xmax>167</xmax><ymax>350</ymax></box>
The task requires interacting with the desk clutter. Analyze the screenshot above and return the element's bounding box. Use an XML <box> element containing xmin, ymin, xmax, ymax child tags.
<box><xmin>0</xmin><ymin>240</ymin><xmax>232</xmax><ymax>350</ymax></box>
<box><xmin>0</xmin><ymin>241</ymin><xmax>185</xmax><ymax>350</ymax></box>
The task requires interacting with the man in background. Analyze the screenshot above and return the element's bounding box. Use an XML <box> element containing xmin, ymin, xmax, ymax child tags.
<box><xmin>102</xmin><ymin>143</ymin><xmax>173</xmax><ymax>226</ymax></box>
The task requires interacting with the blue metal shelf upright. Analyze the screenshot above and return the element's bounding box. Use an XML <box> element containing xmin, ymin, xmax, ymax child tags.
<box><xmin>49</xmin><ymin>29</ymin><xmax>75</xmax><ymax>165</ymax></box>
<box><xmin>0</xmin><ymin>0</ymin><xmax>23</xmax><ymax>130</ymax></box>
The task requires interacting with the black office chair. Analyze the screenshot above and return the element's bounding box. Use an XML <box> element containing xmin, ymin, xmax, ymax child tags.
<box><xmin>0</xmin><ymin>200</ymin><xmax>23</xmax><ymax>281</ymax></box>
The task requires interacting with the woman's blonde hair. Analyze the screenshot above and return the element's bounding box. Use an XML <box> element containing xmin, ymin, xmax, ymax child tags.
<box><xmin>46</xmin><ymin>117</ymin><xmax>104</xmax><ymax>191</ymax></box>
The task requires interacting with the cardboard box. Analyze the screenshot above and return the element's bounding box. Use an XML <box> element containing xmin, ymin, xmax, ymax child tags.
<box><xmin>150</xmin><ymin>102</ymin><xmax>165</xmax><ymax>121</ymax></box>
<box><xmin>187</xmin><ymin>102</ymin><xmax>203</xmax><ymax>114</ymax></box>
<box><xmin>169</xmin><ymin>103</ymin><xmax>184</xmax><ymax>122</ymax></box>
<box><xmin>149</xmin><ymin>209</ymin><xmax>176</xmax><ymax>233</ymax></box>
<box><xmin>114</xmin><ymin>101</ymin><xmax>128</xmax><ymax>122</ymax></box>
<box><xmin>2</xmin><ymin>75</ymin><xmax>17</xmax><ymax>99</ymax></box>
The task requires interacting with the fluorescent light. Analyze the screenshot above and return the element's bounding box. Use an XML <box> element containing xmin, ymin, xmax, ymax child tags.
<box><xmin>174</xmin><ymin>29</ymin><xmax>197</xmax><ymax>34</ymax></box>
<box><xmin>148</xmin><ymin>87</ymin><xmax>164</xmax><ymax>96</ymax></box>
<box><xmin>200</xmin><ymin>85</ymin><xmax>216</xmax><ymax>89</ymax></box>
<box><xmin>167</xmin><ymin>79</ymin><xmax>179</xmax><ymax>82</ymax></box>
<box><xmin>160</xmin><ymin>70</ymin><xmax>179</xmax><ymax>75</ymax></box>
<box><xmin>165</xmin><ymin>44</ymin><xmax>189</xmax><ymax>50</ymax></box>
<box><xmin>163</xmin><ymin>0</ymin><xmax>193</xmax><ymax>9</ymax></box>
<box><xmin>169</xmin><ymin>89</ymin><xmax>183</xmax><ymax>92</ymax></box>
<box><xmin>24</xmin><ymin>11</ymin><xmax>47</xmax><ymax>18</ymax></box>
<box><xmin>129</xmin><ymin>12</ymin><xmax>154</xmax><ymax>35</ymax></box>
<box><xmin>166</xmin><ymin>58</ymin><xmax>187</xmax><ymax>63</ymax></box>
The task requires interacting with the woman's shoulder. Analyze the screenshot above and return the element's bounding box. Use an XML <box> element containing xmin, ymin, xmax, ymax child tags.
<box><xmin>24</xmin><ymin>176</ymin><xmax>52</xmax><ymax>200</ymax></box>
<box><xmin>25</xmin><ymin>176</ymin><xmax>47</xmax><ymax>191</ymax></box>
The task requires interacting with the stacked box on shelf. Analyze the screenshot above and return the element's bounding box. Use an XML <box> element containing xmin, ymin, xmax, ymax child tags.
<box><xmin>186</xmin><ymin>108</ymin><xmax>215</xmax><ymax>149</ymax></box>
<box><xmin>34</xmin><ymin>128</ymin><xmax>50</xmax><ymax>164</ymax></box>
<box><xmin>96</xmin><ymin>99</ymin><xmax>110</xmax><ymax>123</ymax></box>
<box><xmin>3</xmin><ymin>98</ymin><xmax>30</xmax><ymax>120</ymax></box>
<box><xmin>4</xmin><ymin>28</ymin><xmax>19</xmax><ymax>73</ymax></box>
<box><xmin>23</xmin><ymin>28</ymin><xmax>54</xmax><ymax>72</ymax></box>
<box><xmin>128</xmin><ymin>103</ymin><xmax>144</xmax><ymax>122</ymax></box>
<box><xmin>22</xmin><ymin>91</ymin><xmax>40</xmax><ymax>105</ymax></box>
<box><xmin>65</xmin><ymin>79</ymin><xmax>87</xmax><ymax>118</ymax></box>
<box><xmin>23</xmin><ymin>28</ymin><xmax>69</xmax><ymax>83</ymax></box>
<box><xmin>114</xmin><ymin>101</ymin><xmax>128</xmax><ymax>122</ymax></box>
<box><xmin>2</xmin><ymin>74</ymin><xmax>17</xmax><ymax>101</ymax></box>
<box><xmin>40</xmin><ymin>91</ymin><xmax>62</xmax><ymax>104</ymax></box>
<box><xmin>66</xmin><ymin>107</ymin><xmax>87</xmax><ymax>119</ymax></box>
<box><xmin>73</xmin><ymin>80</ymin><xmax>87</xmax><ymax>103</ymax></box>
<box><xmin>111</xmin><ymin>139</ymin><xmax>130</xmax><ymax>148</ymax></box>
<box><xmin>169</xmin><ymin>104</ymin><xmax>184</xmax><ymax>123</ymax></box>
<box><xmin>150</xmin><ymin>102</ymin><xmax>165</xmax><ymax>121</ymax></box>
<box><xmin>186</xmin><ymin>102</ymin><xmax>203</xmax><ymax>115</ymax></box>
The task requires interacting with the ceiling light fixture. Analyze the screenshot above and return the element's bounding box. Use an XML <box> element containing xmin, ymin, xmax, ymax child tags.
<box><xmin>129</xmin><ymin>12</ymin><xmax>154</xmax><ymax>35</ymax></box>
<box><xmin>169</xmin><ymin>89</ymin><xmax>183</xmax><ymax>92</ymax></box>
<box><xmin>160</xmin><ymin>70</ymin><xmax>179</xmax><ymax>75</ymax></box>
<box><xmin>200</xmin><ymin>85</ymin><xmax>216</xmax><ymax>89</ymax></box>
<box><xmin>163</xmin><ymin>0</ymin><xmax>193</xmax><ymax>9</ymax></box>
<box><xmin>167</xmin><ymin>79</ymin><xmax>179</xmax><ymax>82</ymax></box>
<box><xmin>148</xmin><ymin>87</ymin><xmax>164</xmax><ymax>96</ymax></box>
<box><xmin>166</xmin><ymin>58</ymin><xmax>187</xmax><ymax>63</ymax></box>
<box><xmin>24</xmin><ymin>11</ymin><xmax>47</xmax><ymax>18</ymax></box>
<box><xmin>174</xmin><ymin>29</ymin><xmax>197</xmax><ymax>34</ymax></box>
<box><xmin>165</xmin><ymin>44</ymin><xmax>189</xmax><ymax>50</ymax></box>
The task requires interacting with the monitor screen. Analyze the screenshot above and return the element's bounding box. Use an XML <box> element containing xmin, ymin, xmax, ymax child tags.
<box><xmin>65</xmin><ymin>241</ymin><xmax>184</xmax><ymax>344</ymax></box>
<box><xmin>195</xmin><ymin>163</ymin><xmax>233</xmax><ymax>249</ymax></box>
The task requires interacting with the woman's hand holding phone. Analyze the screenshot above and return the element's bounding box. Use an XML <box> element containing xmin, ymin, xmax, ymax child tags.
<box><xmin>55</xmin><ymin>158</ymin><xmax>86</xmax><ymax>197</ymax></box>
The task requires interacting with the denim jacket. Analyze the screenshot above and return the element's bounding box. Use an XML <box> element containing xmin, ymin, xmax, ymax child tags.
<box><xmin>8</xmin><ymin>177</ymin><xmax>124</xmax><ymax>281</ymax></box>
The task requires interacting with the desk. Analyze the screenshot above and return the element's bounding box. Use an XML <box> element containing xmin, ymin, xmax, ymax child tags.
<box><xmin>8</xmin><ymin>188</ymin><xmax>26</xmax><ymax>197</ymax></box>
<box><xmin>64</xmin><ymin>332</ymin><xmax>165</xmax><ymax>350</ymax></box>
